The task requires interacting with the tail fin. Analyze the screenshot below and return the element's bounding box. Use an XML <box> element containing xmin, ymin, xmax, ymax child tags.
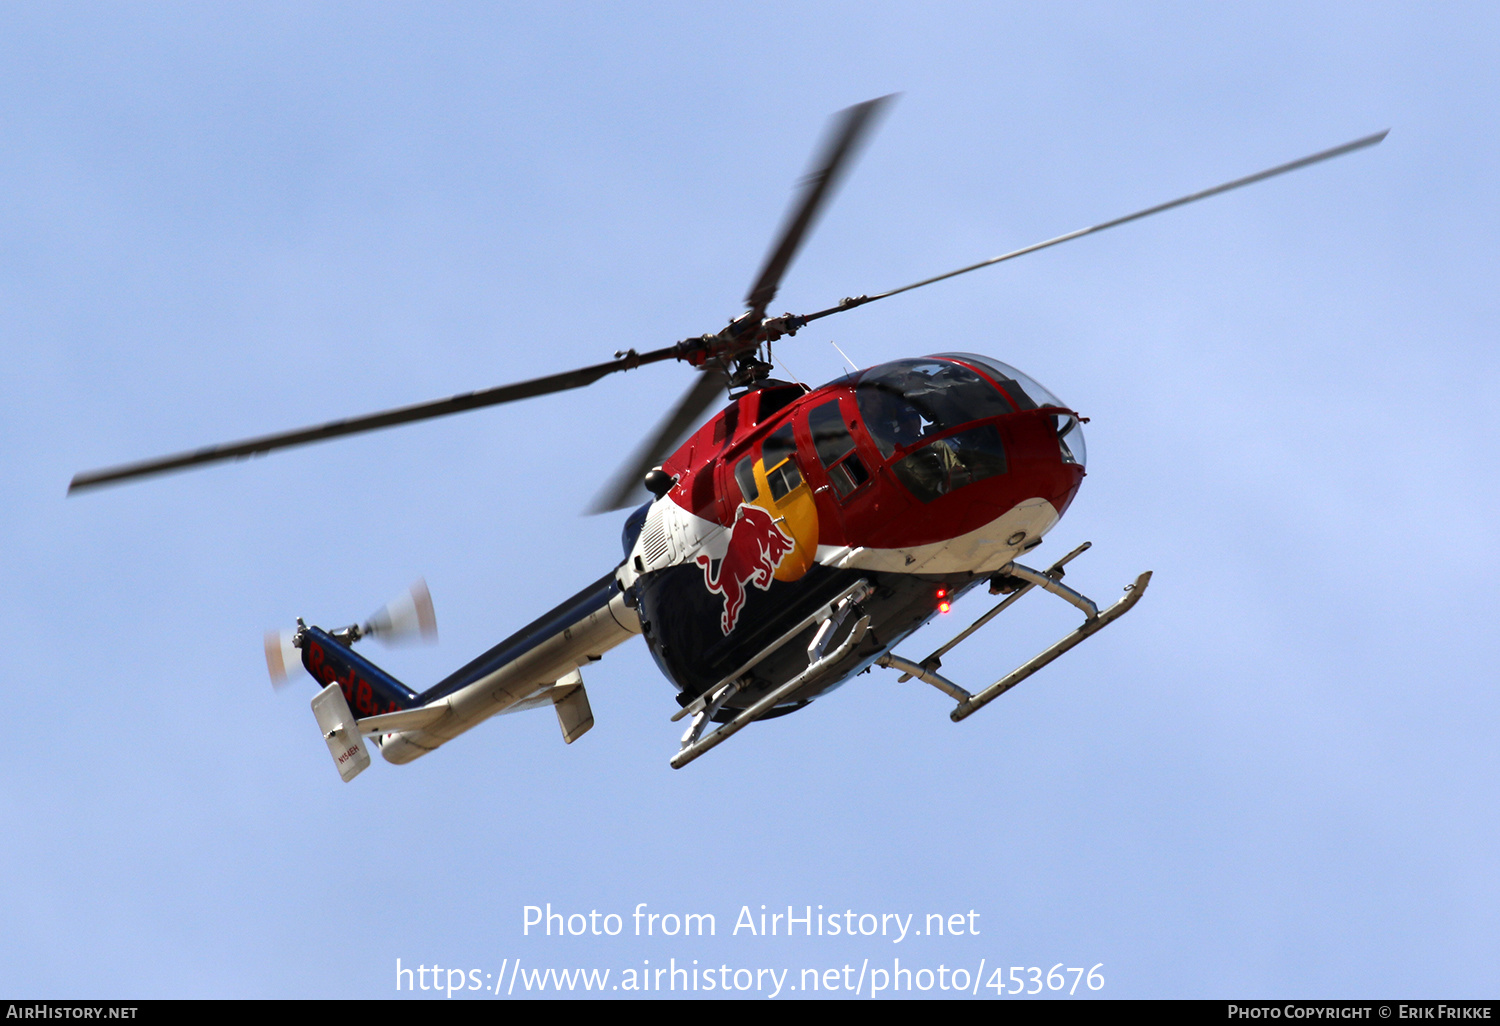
<box><xmin>299</xmin><ymin>626</ymin><xmax>420</xmax><ymax>719</ymax></box>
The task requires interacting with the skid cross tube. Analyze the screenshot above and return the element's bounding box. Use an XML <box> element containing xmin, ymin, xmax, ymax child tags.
<box><xmin>877</xmin><ymin>653</ymin><xmax>970</xmax><ymax>701</ymax></box>
<box><xmin>897</xmin><ymin>542</ymin><xmax>1093</xmax><ymax>681</ymax></box>
<box><xmin>679</xmin><ymin>680</ymin><xmax>742</xmax><ymax>748</ymax></box>
<box><xmin>1003</xmin><ymin>563</ymin><xmax>1098</xmax><ymax>619</ymax></box>
<box><xmin>950</xmin><ymin>571</ymin><xmax>1152</xmax><ymax>721</ymax></box>
<box><xmin>877</xmin><ymin>540</ymin><xmax>1152</xmax><ymax>721</ymax></box>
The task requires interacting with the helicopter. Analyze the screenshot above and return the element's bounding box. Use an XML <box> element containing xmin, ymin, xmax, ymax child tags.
<box><xmin>69</xmin><ymin>96</ymin><xmax>1385</xmax><ymax>780</ymax></box>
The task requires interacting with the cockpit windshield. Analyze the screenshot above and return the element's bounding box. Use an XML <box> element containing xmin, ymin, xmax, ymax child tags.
<box><xmin>854</xmin><ymin>359</ymin><xmax>1014</xmax><ymax>458</ymax></box>
<box><xmin>936</xmin><ymin>353</ymin><xmax>1063</xmax><ymax>410</ymax></box>
<box><xmin>852</xmin><ymin>354</ymin><xmax>1086</xmax><ymax>470</ymax></box>
<box><xmin>941</xmin><ymin>352</ymin><xmax>1086</xmax><ymax>467</ymax></box>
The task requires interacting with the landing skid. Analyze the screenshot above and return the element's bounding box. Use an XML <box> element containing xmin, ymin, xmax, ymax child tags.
<box><xmin>877</xmin><ymin>543</ymin><xmax>1150</xmax><ymax>721</ymax></box>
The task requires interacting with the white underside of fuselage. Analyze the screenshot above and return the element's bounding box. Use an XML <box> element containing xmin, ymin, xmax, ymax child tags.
<box><xmin>815</xmin><ymin>497</ymin><xmax>1060</xmax><ymax>575</ymax></box>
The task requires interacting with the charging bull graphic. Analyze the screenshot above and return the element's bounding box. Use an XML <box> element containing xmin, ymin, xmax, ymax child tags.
<box><xmin>696</xmin><ymin>503</ymin><xmax>798</xmax><ymax>634</ymax></box>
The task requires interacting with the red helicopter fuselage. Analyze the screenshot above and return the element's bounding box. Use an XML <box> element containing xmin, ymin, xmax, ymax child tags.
<box><xmin>619</xmin><ymin>352</ymin><xmax>1087</xmax><ymax>717</ymax></box>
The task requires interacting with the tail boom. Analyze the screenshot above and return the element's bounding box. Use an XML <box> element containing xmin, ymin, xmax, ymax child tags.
<box><xmin>294</xmin><ymin>571</ymin><xmax>641</xmax><ymax>769</ymax></box>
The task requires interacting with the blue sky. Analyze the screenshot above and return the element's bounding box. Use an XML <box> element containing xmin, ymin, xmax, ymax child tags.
<box><xmin>2</xmin><ymin>2</ymin><xmax>1496</xmax><ymax>999</ymax></box>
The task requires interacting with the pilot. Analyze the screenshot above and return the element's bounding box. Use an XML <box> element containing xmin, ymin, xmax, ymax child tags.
<box><xmin>870</xmin><ymin>395</ymin><xmax>923</xmax><ymax>452</ymax></box>
<box><xmin>860</xmin><ymin>382</ymin><xmax>928</xmax><ymax>455</ymax></box>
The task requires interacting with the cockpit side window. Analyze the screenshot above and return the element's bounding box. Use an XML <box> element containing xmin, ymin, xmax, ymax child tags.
<box><xmin>890</xmin><ymin>424</ymin><xmax>1008</xmax><ymax>503</ymax></box>
<box><xmin>855</xmin><ymin>359</ymin><xmax>1014</xmax><ymax>458</ymax></box>
<box><xmin>808</xmin><ymin>398</ymin><xmax>870</xmax><ymax>499</ymax></box>
<box><xmin>809</xmin><ymin>399</ymin><xmax>855</xmax><ymax>466</ymax></box>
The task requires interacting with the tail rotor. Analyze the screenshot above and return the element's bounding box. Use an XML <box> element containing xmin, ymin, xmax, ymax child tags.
<box><xmin>264</xmin><ymin>627</ymin><xmax>303</xmax><ymax>689</ymax></box>
<box><xmin>361</xmin><ymin>578</ymin><xmax>438</xmax><ymax>645</ymax></box>
<box><xmin>263</xmin><ymin>579</ymin><xmax>438</xmax><ymax>688</ymax></box>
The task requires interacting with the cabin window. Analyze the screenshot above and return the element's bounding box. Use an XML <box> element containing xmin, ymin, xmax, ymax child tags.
<box><xmin>761</xmin><ymin>423</ymin><xmax>803</xmax><ymax>502</ymax></box>
<box><xmin>734</xmin><ymin>455</ymin><xmax>759</xmax><ymax>503</ymax></box>
<box><xmin>809</xmin><ymin>400</ymin><xmax>855</xmax><ymax>465</ymax></box>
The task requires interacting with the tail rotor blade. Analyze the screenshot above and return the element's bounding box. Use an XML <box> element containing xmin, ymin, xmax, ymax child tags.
<box><xmin>264</xmin><ymin>629</ymin><xmax>301</xmax><ymax>689</ymax></box>
<box><xmin>362</xmin><ymin>579</ymin><xmax>438</xmax><ymax>644</ymax></box>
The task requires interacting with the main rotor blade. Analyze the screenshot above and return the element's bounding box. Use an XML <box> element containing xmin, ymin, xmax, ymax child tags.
<box><xmin>69</xmin><ymin>347</ymin><xmax>679</xmax><ymax>493</ymax></box>
<box><xmin>585</xmin><ymin>367</ymin><xmax>729</xmax><ymax>515</ymax></box>
<box><xmin>744</xmin><ymin>94</ymin><xmax>896</xmax><ymax>320</ymax></box>
<box><xmin>795</xmin><ymin>129</ymin><xmax>1389</xmax><ymax>326</ymax></box>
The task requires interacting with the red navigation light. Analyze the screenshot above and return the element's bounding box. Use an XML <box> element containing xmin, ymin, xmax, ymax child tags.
<box><xmin>936</xmin><ymin>586</ymin><xmax>950</xmax><ymax>613</ymax></box>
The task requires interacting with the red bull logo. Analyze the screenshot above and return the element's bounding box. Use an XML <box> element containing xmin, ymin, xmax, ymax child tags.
<box><xmin>696</xmin><ymin>503</ymin><xmax>797</xmax><ymax>634</ymax></box>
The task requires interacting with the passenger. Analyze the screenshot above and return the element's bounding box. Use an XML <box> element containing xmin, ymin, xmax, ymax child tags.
<box><xmin>859</xmin><ymin>385</ymin><xmax>922</xmax><ymax>456</ymax></box>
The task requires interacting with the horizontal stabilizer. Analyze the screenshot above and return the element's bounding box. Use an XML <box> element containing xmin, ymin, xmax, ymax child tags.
<box><xmin>355</xmin><ymin>701</ymin><xmax>451</xmax><ymax>736</ymax></box>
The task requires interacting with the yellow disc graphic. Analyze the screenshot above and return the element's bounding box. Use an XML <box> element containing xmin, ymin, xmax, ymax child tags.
<box><xmin>750</xmin><ymin>453</ymin><xmax>819</xmax><ymax>582</ymax></box>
